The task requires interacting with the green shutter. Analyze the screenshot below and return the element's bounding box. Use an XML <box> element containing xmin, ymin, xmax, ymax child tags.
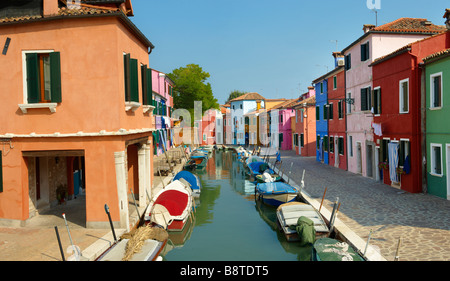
<box><xmin>147</xmin><ymin>68</ymin><xmax>152</xmax><ymax>106</ymax></box>
<box><xmin>141</xmin><ymin>64</ymin><xmax>148</xmax><ymax>105</ymax></box>
<box><xmin>49</xmin><ymin>52</ymin><xmax>62</xmax><ymax>103</ymax></box>
<box><xmin>361</xmin><ymin>88</ymin><xmax>367</xmax><ymax>111</ymax></box>
<box><xmin>26</xmin><ymin>53</ymin><xmax>40</xmax><ymax>104</ymax></box>
<box><xmin>129</xmin><ymin>58</ymin><xmax>139</xmax><ymax>102</ymax></box>
<box><xmin>124</xmin><ymin>54</ymin><xmax>131</xmax><ymax>101</ymax></box>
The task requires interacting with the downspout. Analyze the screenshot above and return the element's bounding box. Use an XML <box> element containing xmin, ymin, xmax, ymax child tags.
<box><xmin>419</xmin><ymin>60</ymin><xmax>427</xmax><ymax>194</ymax></box>
<box><xmin>344</xmin><ymin>62</ymin><xmax>348</xmax><ymax>171</ymax></box>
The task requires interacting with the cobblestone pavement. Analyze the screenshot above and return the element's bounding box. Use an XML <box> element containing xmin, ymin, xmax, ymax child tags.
<box><xmin>273</xmin><ymin>150</ymin><xmax>450</xmax><ymax>261</ymax></box>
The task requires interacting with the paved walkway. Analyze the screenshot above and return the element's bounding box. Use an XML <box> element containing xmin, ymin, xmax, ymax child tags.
<box><xmin>272</xmin><ymin>150</ymin><xmax>450</xmax><ymax>261</ymax></box>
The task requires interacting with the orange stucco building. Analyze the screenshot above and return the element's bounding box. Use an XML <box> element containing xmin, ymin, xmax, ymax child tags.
<box><xmin>0</xmin><ymin>0</ymin><xmax>156</xmax><ymax>229</ymax></box>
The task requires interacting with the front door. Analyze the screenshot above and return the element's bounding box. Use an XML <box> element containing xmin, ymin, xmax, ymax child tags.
<box><xmin>356</xmin><ymin>142</ymin><xmax>362</xmax><ymax>174</ymax></box>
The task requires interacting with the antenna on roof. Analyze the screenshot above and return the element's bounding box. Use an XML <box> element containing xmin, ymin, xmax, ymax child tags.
<box><xmin>371</xmin><ymin>8</ymin><xmax>379</xmax><ymax>26</ymax></box>
<box><xmin>330</xmin><ymin>40</ymin><xmax>338</xmax><ymax>52</ymax></box>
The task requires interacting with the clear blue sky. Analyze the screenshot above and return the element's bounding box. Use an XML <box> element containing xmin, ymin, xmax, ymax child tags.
<box><xmin>130</xmin><ymin>0</ymin><xmax>449</xmax><ymax>104</ymax></box>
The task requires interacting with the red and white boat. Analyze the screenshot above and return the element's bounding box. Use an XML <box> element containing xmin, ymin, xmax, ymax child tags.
<box><xmin>145</xmin><ymin>180</ymin><xmax>194</xmax><ymax>232</ymax></box>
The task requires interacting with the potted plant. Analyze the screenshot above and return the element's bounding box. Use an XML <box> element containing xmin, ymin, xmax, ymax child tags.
<box><xmin>378</xmin><ymin>162</ymin><xmax>389</xmax><ymax>170</ymax></box>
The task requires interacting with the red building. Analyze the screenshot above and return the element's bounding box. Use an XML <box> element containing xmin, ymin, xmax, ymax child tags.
<box><xmin>371</xmin><ymin>31</ymin><xmax>450</xmax><ymax>193</ymax></box>
<box><xmin>326</xmin><ymin>63</ymin><xmax>347</xmax><ymax>171</ymax></box>
<box><xmin>293</xmin><ymin>94</ymin><xmax>316</xmax><ymax>157</ymax></box>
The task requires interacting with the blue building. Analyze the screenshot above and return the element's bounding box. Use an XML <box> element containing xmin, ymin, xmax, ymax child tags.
<box><xmin>229</xmin><ymin>92</ymin><xmax>265</xmax><ymax>145</ymax></box>
<box><xmin>313</xmin><ymin>77</ymin><xmax>328</xmax><ymax>164</ymax></box>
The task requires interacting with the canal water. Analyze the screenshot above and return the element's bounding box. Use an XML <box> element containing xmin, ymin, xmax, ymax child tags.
<box><xmin>161</xmin><ymin>150</ymin><xmax>312</xmax><ymax>261</ymax></box>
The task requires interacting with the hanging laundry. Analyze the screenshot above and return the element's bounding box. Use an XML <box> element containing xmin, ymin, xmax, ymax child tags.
<box><xmin>372</xmin><ymin>123</ymin><xmax>382</xmax><ymax>137</ymax></box>
<box><xmin>388</xmin><ymin>142</ymin><xmax>399</xmax><ymax>183</ymax></box>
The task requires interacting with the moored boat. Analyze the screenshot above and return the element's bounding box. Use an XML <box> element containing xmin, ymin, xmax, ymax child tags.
<box><xmin>312</xmin><ymin>238</ymin><xmax>365</xmax><ymax>261</ymax></box>
<box><xmin>145</xmin><ymin>180</ymin><xmax>194</xmax><ymax>232</ymax></box>
<box><xmin>184</xmin><ymin>155</ymin><xmax>208</xmax><ymax>171</ymax></box>
<box><xmin>247</xmin><ymin>161</ymin><xmax>274</xmax><ymax>176</ymax></box>
<box><xmin>255</xmin><ymin>172</ymin><xmax>281</xmax><ymax>183</ymax></box>
<box><xmin>173</xmin><ymin>170</ymin><xmax>201</xmax><ymax>197</ymax></box>
<box><xmin>255</xmin><ymin>182</ymin><xmax>299</xmax><ymax>207</ymax></box>
<box><xmin>276</xmin><ymin>202</ymin><xmax>329</xmax><ymax>242</ymax></box>
<box><xmin>96</xmin><ymin>225</ymin><xmax>168</xmax><ymax>261</ymax></box>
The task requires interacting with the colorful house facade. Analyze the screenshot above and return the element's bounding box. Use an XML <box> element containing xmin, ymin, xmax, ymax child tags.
<box><xmin>371</xmin><ymin>31</ymin><xmax>449</xmax><ymax>194</ymax></box>
<box><xmin>268</xmin><ymin>99</ymin><xmax>299</xmax><ymax>150</ymax></box>
<box><xmin>152</xmin><ymin>69</ymin><xmax>175</xmax><ymax>156</ymax></box>
<box><xmin>423</xmin><ymin>46</ymin><xmax>450</xmax><ymax>199</ymax></box>
<box><xmin>229</xmin><ymin>92</ymin><xmax>265</xmax><ymax>145</ymax></box>
<box><xmin>313</xmin><ymin>74</ymin><xmax>329</xmax><ymax>164</ymax></box>
<box><xmin>326</xmin><ymin>64</ymin><xmax>347</xmax><ymax>171</ymax></box>
<box><xmin>342</xmin><ymin>18</ymin><xmax>445</xmax><ymax>180</ymax></box>
<box><xmin>293</xmin><ymin>95</ymin><xmax>316</xmax><ymax>157</ymax></box>
<box><xmin>0</xmin><ymin>0</ymin><xmax>155</xmax><ymax>229</ymax></box>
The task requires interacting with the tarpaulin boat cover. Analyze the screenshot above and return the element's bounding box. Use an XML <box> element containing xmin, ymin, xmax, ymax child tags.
<box><xmin>313</xmin><ymin>238</ymin><xmax>364</xmax><ymax>261</ymax></box>
<box><xmin>174</xmin><ymin>171</ymin><xmax>201</xmax><ymax>191</ymax></box>
<box><xmin>289</xmin><ymin>216</ymin><xmax>315</xmax><ymax>246</ymax></box>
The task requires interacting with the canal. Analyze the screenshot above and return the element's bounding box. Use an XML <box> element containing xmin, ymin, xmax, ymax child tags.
<box><xmin>161</xmin><ymin>150</ymin><xmax>313</xmax><ymax>261</ymax></box>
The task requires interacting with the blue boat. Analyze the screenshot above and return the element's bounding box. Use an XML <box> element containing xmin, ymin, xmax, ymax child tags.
<box><xmin>248</xmin><ymin>161</ymin><xmax>274</xmax><ymax>176</ymax></box>
<box><xmin>256</xmin><ymin>182</ymin><xmax>299</xmax><ymax>207</ymax></box>
<box><xmin>174</xmin><ymin>170</ymin><xmax>201</xmax><ymax>198</ymax></box>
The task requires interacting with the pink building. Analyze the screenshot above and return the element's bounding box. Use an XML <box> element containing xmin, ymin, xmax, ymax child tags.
<box><xmin>269</xmin><ymin>99</ymin><xmax>300</xmax><ymax>150</ymax></box>
<box><xmin>151</xmin><ymin>69</ymin><xmax>175</xmax><ymax>155</ymax></box>
<box><xmin>342</xmin><ymin>18</ymin><xmax>445</xmax><ymax>180</ymax></box>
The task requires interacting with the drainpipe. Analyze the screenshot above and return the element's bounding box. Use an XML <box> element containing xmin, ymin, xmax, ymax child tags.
<box><xmin>419</xmin><ymin>60</ymin><xmax>427</xmax><ymax>194</ymax></box>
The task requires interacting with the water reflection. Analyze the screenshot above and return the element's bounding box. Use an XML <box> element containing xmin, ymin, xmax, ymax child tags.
<box><xmin>161</xmin><ymin>150</ymin><xmax>313</xmax><ymax>261</ymax></box>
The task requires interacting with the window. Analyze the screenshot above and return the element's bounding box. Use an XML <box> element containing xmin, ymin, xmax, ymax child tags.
<box><xmin>328</xmin><ymin>103</ymin><xmax>333</xmax><ymax>120</ymax></box>
<box><xmin>431</xmin><ymin>73</ymin><xmax>443</xmax><ymax>109</ymax></box>
<box><xmin>399</xmin><ymin>79</ymin><xmax>409</xmax><ymax>113</ymax></box>
<box><xmin>338</xmin><ymin>100</ymin><xmax>344</xmax><ymax>119</ymax></box>
<box><xmin>373</xmin><ymin>87</ymin><xmax>381</xmax><ymax>115</ymax></box>
<box><xmin>24</xmin><ymin>51</ymin><xmax>62</xmax><ymax>104</ymax></box>
<box><xmin>338</xmin><ymin>137</ymin><xmax>344</xmax><ymax>155</ymax></box>
<box><xmin>361</xmin><ymin>42</ymin><xmax>370</xmax><ymax>61</ymax></box>
<box><xmin>300</xmin><ymin>134</ymin><xmax>304</xmax><ymax>147</ymax></box>
<box><xmin>240</xmin><ymin>104</ymin><xmax>243</xmax><ymax>109</ymax></box>
<box><xmin>323</xmin><ymin>105</ymin><xmax>328</xmax><ymax>120</ymax></box>
<box><xmin>300</xmin><ymin>109</ymin><xmax>304</xmax><ymax>123</ymax></box>
<box><xmin>330</xmin><ymin>136</ymin><xmax>334</xmax><ymax>153</ymax></box>
<box><xmin>360</xmin><ymin>87</ymin><xmax>371</xmax><ymax>111</ymax></box>
<box><xmin>141</xmin><ymin>65</ymin><xmax>152</xmax><ymax>106</ymax></box>
<box><xmin>294</xmin><ymin>134</ymin><xmax>298</xmax><ymax>146</ymax></box>
<box><xmin>345</xmin><ymin>53</ymin><xmax>351</xmax><ymax>70</ymax></box>
<box><xmin>124</xmin><ymin>53</ymin><xmax>139</xmax><ymax>103</ymax></box>
<box><xmin>320</xmin><ymin>83</ymin><xmax>324</xmax><ymax>94</ymax></box>
<box><xmin>333</xmin><ymin>76</ymin><xmax>337</xmax><ymax>90</ymax></box>
<box><xmin>399</xmin><ymin>140</ymin><xmax>410</xmax><ymax>167</ymax></box>
<box><xmin>381</xmin><ymin>139</ymin><xmax>390</xmax><ymax>163</ymax></box>
<box><xmin>431</xmin><ymin>143</ymin><xmax>442</xmax><ymax>176</ymax></box>
<box><xmin>316</xmin><ymin>106</ymin><xmax>320</xmax><ymax>120</ymax></box>
<box><xmin>349</xmin><ymin>136</ymin><xmax>353</xmax><ymax>157</ymax></box>
<box><xmin>323</xmin><ymin>136</ymin><xmax>328</xmax><ymax>152</ymax></box>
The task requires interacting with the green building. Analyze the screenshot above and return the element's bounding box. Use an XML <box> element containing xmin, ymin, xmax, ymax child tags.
<box><xmin>423</xmin><ymin>48</ymin><xmax>450</xmax><ymax>199</ymax></box>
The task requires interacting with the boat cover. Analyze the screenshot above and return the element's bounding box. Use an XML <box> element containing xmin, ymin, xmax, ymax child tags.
<box><xmin>313</xmin><ymin>238</ymin><xmax>364</xmax><ymax>261</ymax></box>
<box><xmin>248</xmin><ymin>161</ymin><xmax>274</xmax><ymax>175</ymax></box>
<box><xmin>256</xmin><ymin>182</ymin><xmax>298</xmax><ymax>195</ymax></box>
<box><xmin>174</xmin><ymin>171</ymin><xmax>201</xmax><ymax>191</ymax></box>
<box><xmin>149</xmin><ymin>180</ymin><xmax>192</xmax><ymax>221</ymax></box>
<box><xmin>245</xmin><ymin>155</ymin><xmax>263</xmax><ymax>165</ymax></box>
<box><xmin>289</xmin><ymin>216</ymin><xmax>316</xmax><ymax>246</ymax></box>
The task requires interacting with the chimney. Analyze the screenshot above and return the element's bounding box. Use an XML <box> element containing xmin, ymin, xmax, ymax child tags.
<box><xmin>444</xmin><ymin>9</ymin><xmax>450</xmax><ymax>30</ymax></box>
<box><xmin>332</xmin><ymin>52</ymin><xmax>345</xmax><ymax>68</ymax></box>
<box><xmin>43</xmin><ymin>0</ymin><xmax>59</xmax><ymax>17</ymax></box>
<box><xmin>363</xmin><ymin>24</ymin><xmax>376</xmax><ymax>33</ymax></box>
<box><xmin>308</xmin><ymin>86</ymin><xmax>315</xmax><ymax>97</ymax></box>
